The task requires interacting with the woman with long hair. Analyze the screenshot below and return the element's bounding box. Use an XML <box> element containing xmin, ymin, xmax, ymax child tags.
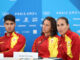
<box><xmin>32</xmin><ymin>17</ymin><xmax>62</xmax><ymax>59</ymax></box>
<box><xmin>57</xmin><ymin>17</ymin><xmax>80</xmax><ymax>60</ymax></box>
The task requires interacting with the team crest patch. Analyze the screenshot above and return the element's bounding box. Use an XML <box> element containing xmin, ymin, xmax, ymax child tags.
<box><xmin>13</xmin><ymin>38</ymin><xmax>16</xmax><ymax>41</ymax></box>
<box><xmin>51</xmin><ymin>38</ymin><xmax>54</xmax><ymax>43</ymax></box>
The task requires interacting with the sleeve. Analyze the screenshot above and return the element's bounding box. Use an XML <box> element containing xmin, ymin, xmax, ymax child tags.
<box><xmin>72</xmin><ymin>33</ymin><xmax>80</xmax><ymax>60</ymax></box>
<box><xmin>3</xmin><ymin>35</ymin><xmax>26</xmax><ymax>57</ymax></box>
<box><xmin>78</xmin><ymin>36</ymin><xmax>80</xmax><ymax>51</ymax></box>
<box><xmin>32</xmin><ymin>37</ymin><xmax>39</xmax><ymax>52</ymax></box>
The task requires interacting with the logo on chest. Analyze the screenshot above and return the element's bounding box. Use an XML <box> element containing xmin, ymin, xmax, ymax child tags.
<box><xmin>13</xmin><ymin>38</ymin><xmax>17</xmax><ymax>41</ymax></box>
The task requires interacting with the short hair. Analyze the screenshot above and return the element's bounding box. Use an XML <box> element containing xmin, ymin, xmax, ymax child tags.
<box><xmin>4</xmin><ymin>14</ymin><xmax>15</xmax><ymax>22</ymax></box>
<box><xmin>41</xmin><ymin>16</ymin><xmax>57</xmax><ymax>37</ymax></box>
<box><xmin>57</xmin><ymin>17</ymin><xmax>69</xmax><ymax>25</ymax></box>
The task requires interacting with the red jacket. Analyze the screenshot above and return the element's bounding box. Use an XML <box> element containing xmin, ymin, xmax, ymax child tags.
<box><xmin>60</xmin><ymin>30</ymin><xmax>80</xmax><ymax>60</ymax></box>
<box><xmin>32</xmin><ymin>35</ymin><xmax>62</xmax><ymax>58</ymax></box>
<box><xmin>0</xmin><ymin>32</ymin><xmax>26</xmax><ymax>57</ymax></box>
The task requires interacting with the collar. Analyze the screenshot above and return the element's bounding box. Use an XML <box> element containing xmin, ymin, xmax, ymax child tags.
<box><xmin>60</xmin><ymin>29</ymin><xmax>71</xmax><ymax>41</ymax></box>
<box><xmin>5</xmin><ymin>32</ymin><xmax>16</xmax><ymax>37</ymax></box>
<box><xmin>61</xmin><ymin>29</ymin><xmax>71</xmax><ymax>37</ymax></box>
<box><xmin>65</xmin><ymin>29</ymin><xmax>71</xmax><ymax>36</ymax></box>
<box><xmin>42</xmin><ymin>34</ymin><xmax>49</xmax><ymax>38</ymax></box>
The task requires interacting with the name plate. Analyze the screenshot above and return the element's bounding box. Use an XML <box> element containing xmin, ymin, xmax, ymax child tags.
<box><xmin>0</xmin><ymin>53</ymin><xmax>4</xmax><ymax>59</ymax></box>
<box><xmin>13</xmin><ymin>52</ymin><xmax>38</xmax><ymax>58</ymax></box>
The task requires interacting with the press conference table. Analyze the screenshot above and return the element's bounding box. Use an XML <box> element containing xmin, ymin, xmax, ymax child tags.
<box><xmin>0</xmin><ymin>58</ymin><xmax>62</xmax><ymax>60</ymax></box>
<box><xmin>0</xmin><ymin>52</ymin><xmax>62</xmax><ymax>60</ymax></box>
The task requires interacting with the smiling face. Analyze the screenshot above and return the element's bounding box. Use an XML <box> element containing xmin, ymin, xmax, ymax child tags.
<box><xmin>4</xmin><ymin>20</ymin><xmax>16</xmax><ymax>33</ymax></box>
<box><xmin>57</xmin><ymin>19</ymin><xmax>69</xmax><ymax>36</ymax></box>
<box><xmin>42</xmin><ymin>19</ymin><xmax>51</xmax><ymax>34</ymax></box>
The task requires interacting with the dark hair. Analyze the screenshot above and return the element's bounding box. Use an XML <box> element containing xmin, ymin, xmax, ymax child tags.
<box><xmin>41</xmin><ymin>17</ymin><xmax>57</xmax><ymax>37</ymax></box>
<box><xmin>4</xmin><ymin>14</ymin><xmax>15</xmax><ymax>22</ymax></box>
<box><xmin>57</xmin><ymin>17</ymin><xmax>69</xmax><ymax>25</ymax></box>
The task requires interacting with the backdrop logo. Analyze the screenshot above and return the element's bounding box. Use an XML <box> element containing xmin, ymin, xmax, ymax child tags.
<box><xmin>16</xmin><ymin>19</ymin><xmax>20</xmax><ymax>22</ymax></box>
<box><xmin>43</xmin><ymin>11</ymin><xmax>50</xmax><ymax>15</ymax></box>
<box><xmin>73</xmin><ymin>18</ymin><xmax>80</xmax><ymax>20</ymax></box>
<box><xmin>9</xmin><ymin>0</ymin><xmax>16</xmax><ymax>1</ymax></box>
<box><xmin>73</xmin><ymin>24</ymin><xmax>80</xmax><ymax>27</ymax></box>
<box><xmin>56</xmin><ymin>11</ymin><xmax>80</xmax><ymax>15</ymax></box>
<box><xmin>33</xmin><ymin>30</ymin><xmax>37</xmax><ymax>34</ymax></box>
<box><xmin>15</xmin><ymin>12</ymin><xmax>37</xmax><ymax>16</ymax></box>
<box><xmin>0</xmin><ymin>25</ymin><xmax>4</xmax><ymax>27</ymax></box>
<box><xmin>17</xmin><ymin>25</ymin><xmax>26</xmax><ymax>27</ymax></box>
<box><xmin>23</xmin><ymin>17</ymin><xmax>28</xmax><ymax>22</ymax></box>
<box><xmin>40</xmin><ymin>24</ymin><xmax>42</xmax><ymax>27</ymax></box>
<box><xmin>32</xmin><ymin>17</ymin><xmax>38</xmax><ymax>22</ymax></box>
<box><xmin>77</xmin><ymin>30</ymin><xmax>80</xmax><ymax>33</ymax></box>
<box><xmin>29</xmin><ymin>25</ymin><xmax>36</xmax><ymax>27</ymax></box>
<box><xmin>22</xmin><ymin>31</ymin><xmax>30</xmax><ymax>34</ymax></box>
<box><xmin>41</xmin><ymin>18</ymin><xmax>44</xmax><ymax>21</ymax></box>
<box><xmin>2</xmin><ymin>12</ymin><xmax>9</xmax><ymax>16</ymax></box>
